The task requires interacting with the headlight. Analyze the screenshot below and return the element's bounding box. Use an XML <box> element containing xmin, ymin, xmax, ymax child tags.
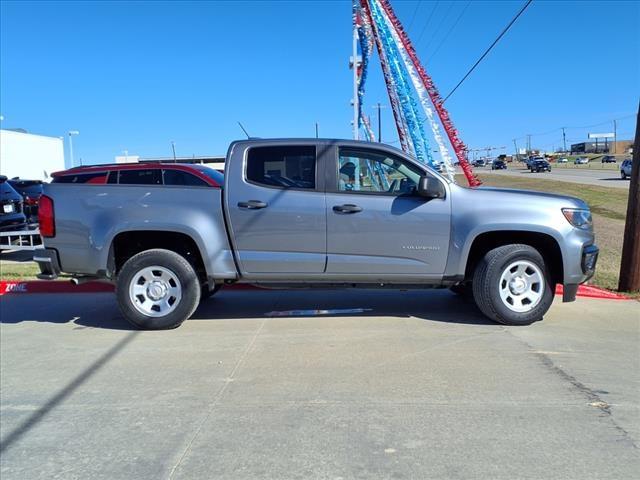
<box><xmin>562</xmin><ymin>208</ymin><xmax>592</xmax><ymax>230</ymax></box>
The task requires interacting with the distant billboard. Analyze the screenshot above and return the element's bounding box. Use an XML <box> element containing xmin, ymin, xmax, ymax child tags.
<box><xmin>588</xmin><ymin>133</ymin><xmax>614</xmax><ymax>139</ymax></box>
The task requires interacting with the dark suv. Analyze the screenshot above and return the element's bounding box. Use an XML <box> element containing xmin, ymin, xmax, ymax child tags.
<box><xmin>530</xmin><ymin>159</ymin><xmax>551</xmax><ymax>173</ymax></box>
<box><xmin>601</xmin><ymin>155</ymin><xmax>617</xmax><ymax>163</ymax></box>
<box><xmin>0</xmin><ymin>176</ymin><xmax>27</xmax><ymax>232</ymax></box>
<box><xmin>491</xmin><ymin>159</ymin><xmax>507</xmax><ymax>170</ymax></box>
<box><xmin>8</xmin><ymin>178</ymin><xmax>43</xmax><ymax>224</ymax></box>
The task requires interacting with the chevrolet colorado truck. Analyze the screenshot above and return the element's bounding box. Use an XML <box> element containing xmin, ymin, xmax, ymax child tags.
<box><xmin>35</xmin><ymin>139</ymin><xmax>598</xmax><ymax>329</ymax></box>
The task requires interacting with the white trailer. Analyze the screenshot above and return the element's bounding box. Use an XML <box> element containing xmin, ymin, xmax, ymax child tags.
<box><xmin>0</xmin><ymin>129</ymin><xmax>65</xmax><ymax>181</ymax></box>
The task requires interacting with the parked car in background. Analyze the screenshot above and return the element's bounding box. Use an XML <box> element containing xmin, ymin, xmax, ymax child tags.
<box><xmin>620</xmin><ymin>159</ymin><xmax>633</xmax><ymax>179</ymax></box>
<box><xmin>0</xmin><ymin>175</ymin><xmax>27</xmax><ymax>232</ymax></box>
<box><xmin>574</xmin><ymin>157</ymin><xmax>589</xmax><ymax>165</ymax></box>
<box><xmin>601</xmin><ymin>155</ymin><xmax>617</xmax><ymax>164</ymax></box>
<box><xmin>51</xmin><ymin>163</ymin><xmax>221</xmax><ymax>186</ymax></box>
<box><xmin>530</xmin><ymin>159</ymin><xmax>551</xmax><ymax>173</ymax></box>
<box><xmin>8</xmin><ymin>178</ymin><xmax>43</xmax><ymax>224</ymax></box>
<box><xmin>473</xmin><ymin>159</ymin><xmax>486</xmax><ymax>167</ymax></box>
<box><xmin>491</xmin><ymin>159</ymin><xmax>507</xmax><ymax>170</ymax></box>
<box><xmin>557</xmin><ymin>157</ymin><xmax>568</xmax><ymax>163</ymax></box>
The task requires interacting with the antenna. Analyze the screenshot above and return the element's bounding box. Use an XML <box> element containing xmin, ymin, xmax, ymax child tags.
<box><xmin>237</xmin><ymin>121</ymin><xmax>251</xmax><ymax>139</ymax></box>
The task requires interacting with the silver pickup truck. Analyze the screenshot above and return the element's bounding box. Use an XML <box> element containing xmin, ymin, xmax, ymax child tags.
<box><xmin>35</xmin><ymin>139</ymin><xmax>598</xmax><ymax>329</ymax></box>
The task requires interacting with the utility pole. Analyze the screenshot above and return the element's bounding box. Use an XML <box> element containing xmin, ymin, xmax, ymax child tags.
<box><xmin>618</xmin><ymin>104</ymin><xmax>640</xmax><ymax>292</ymax></box>
<box><xmin>562</xmin><ymin>127</ymin><xmax>567</xmax><ymax>153</ymax></box>
<box><xmin>513</xmin><ymin>139</ymin><xmax>519</xmax><ymax>161</ymax></box>
<box><xmin>613</xmin><ymin>119</ymin><xmax>617</xmax><ymax>154</ymax></box>
<box><xmin>376</xmin><ymin>102</ymin><xmax>382</xmax><ymax>142</ymax></box>
<box><xmin>526</xmin><ymin>134</ymin><xmax>532</xmax><ymax>154</ymax></box>
<box><xmin>350</xmin><ymin>24</ymin><xmax>360</xmax><ymax>141</ymax></box>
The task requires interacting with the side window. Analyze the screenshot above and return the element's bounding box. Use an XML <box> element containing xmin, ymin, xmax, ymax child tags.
<box><xmin>163</xmin><ymin>169</ymin><xmax>208</xmax><ymax>187</ymax></box>
<box><xmin>337</xmin><ymin>148</ymin><xmax>423</xmax><ymax>195</ymax></box>
<box><xmin>52</xmin><ymin>172</ymin><xmax>108</xmax><ymax>184</ymax></box>
<box><xmin>118</xmin><ymin>169</ymin><xmax>162</xmax><ymax>185</ymax></box>
<box><xmin>246</xmin><ymin>146</ymin><xmax>316</xmax><ymax>189</ymax></box>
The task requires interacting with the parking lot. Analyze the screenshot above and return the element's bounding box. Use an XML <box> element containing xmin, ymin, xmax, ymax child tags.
<box><xmin>1</xmin><ymin>288</ymin><xmax>638</xmax><ymax>479</ymax></box>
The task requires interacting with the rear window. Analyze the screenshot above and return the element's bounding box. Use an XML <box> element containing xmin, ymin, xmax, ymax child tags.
<box><xmin>52</xmin><ymin>172</ymin><xmax>108</xmax><ymax>184</ymax></box>
<box><xmin>246</xmin><ymin>146</ymin><xmax>316</xmax><ymax>189</ymax></box>
<box><xmin>118</xmin><ymin>169</ymin><xmax>162</xmax><ymax>185</ymax></box>
<box><xmin>162</xmin><ymin>169</ymin><xmax>208</xmax><ymax>187</ymax></box>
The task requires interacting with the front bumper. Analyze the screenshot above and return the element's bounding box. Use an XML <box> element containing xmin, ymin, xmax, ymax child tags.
<box><xmin>581</xmin><ymin>245</ymin><xmax>599</xmax><ymax>279</ymax></box>
<box><xmin>563</xmin><ymin>244</ymin><xmax>599</xmax><ymax>302</ymax></box>
<box><xmin>34</xmin><ymin>248</ymin><xmax>61</xmax><ymax>280</ymax></box>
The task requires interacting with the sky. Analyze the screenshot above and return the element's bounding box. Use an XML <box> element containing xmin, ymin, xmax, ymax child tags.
<box><xmin>1</xmin><ymin>0</ymin><xmax>638</xmax><ymax>166</ymax></box>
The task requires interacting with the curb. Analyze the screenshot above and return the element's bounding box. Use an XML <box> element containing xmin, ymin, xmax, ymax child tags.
<box><xmin>0</xmin><ymin>280</ymin><xmax>630</xmax><ymax>300</ymax></box>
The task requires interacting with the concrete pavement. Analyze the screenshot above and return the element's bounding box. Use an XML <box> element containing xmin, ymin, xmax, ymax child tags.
<box><xmin>480</xmin><ymin>166</ymin><xmax>630</xmax><ymax>189</ymax></box>
<box><xmin>1</xmin><ymin>289</ymin><xmax>639</xmax><ymax>479</ymax></box>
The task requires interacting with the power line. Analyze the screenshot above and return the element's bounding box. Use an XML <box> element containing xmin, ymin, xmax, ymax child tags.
<box><xmin>565</xmin><ymin>114</ymin><xmax>635</xmax><ymax>130</ymax></box>
<box><xmin>512</xmin><ymin>113</ymin><xmax>636</xmax><ymax>141</ymax></box>
<box><xmin>442</xmin><ymin>0</ymin><xmax>533</xmax><ymax>104</ymax></box>
<box><xmin>406</xmin><ymin>0</ymin><xmax>423</xmax><ymax>34</ymax></box>
<box><xmin>422</xmin><ymin>1</ymin><xmax>457</xmax><ymax>54</ymax></box>
<box><xmin>427</xmin><ymin>0</ymin><xmax>472</xmax><ymax>62</ymax></box>
<box><xmin>415</xmin><ymin>1</ymin><xmax>440</xmax><ymax>44</ymax></box>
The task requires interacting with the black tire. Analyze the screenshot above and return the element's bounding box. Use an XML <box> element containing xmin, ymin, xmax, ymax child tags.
<box><xmin>116</xmin><ymin>249</ymin><xmax>201</xmax><ymax>330</ymax></box>
<box><xmin>201</xmin><ymin>283</ymin><xmax>222</xmax><ymax>302</ymax></box>
<box><xmin>472</xmin><ymin>244</ymin><xmax>554</xmax><ymax>326</ymax></box>
<box><xmin>621</xmin><ymin>171</ymin><xmax>627</xmax><ymax>179</ymax></box>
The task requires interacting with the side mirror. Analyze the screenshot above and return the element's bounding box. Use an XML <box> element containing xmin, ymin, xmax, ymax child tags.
<box><xmin>417</xmin><ymin>176</ymin><xmax>444</xmax><ymax>199</ymax></box>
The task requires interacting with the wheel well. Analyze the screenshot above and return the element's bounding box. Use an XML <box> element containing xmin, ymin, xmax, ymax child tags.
<box><xmin>110</xmin><ymin>231</ymin><xmax>207</xmax><ymax>283</ymax></box>
<box><xmin>464</xmin><ymin>231</ymin><xmax>563</xmax><ymax>285</ymax></box>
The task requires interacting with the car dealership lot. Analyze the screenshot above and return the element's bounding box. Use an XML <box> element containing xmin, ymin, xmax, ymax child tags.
<box><xmin>1</xmin><ymin>289</ymin><xmax>639</xmax><ymax>479</ymax></box>
<box><xmin>481</xmin><ymin>165</ymin><xmax>630</xmax><ymax>189</ymax></box>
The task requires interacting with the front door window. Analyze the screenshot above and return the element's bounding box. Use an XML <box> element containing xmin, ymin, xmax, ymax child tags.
<box><xmin>338</xmin><ymin>148</ymin><xmax>423</xmax><ymax>195</ymax></box>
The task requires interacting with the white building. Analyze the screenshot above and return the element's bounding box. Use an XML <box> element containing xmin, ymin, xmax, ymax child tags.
<box><xmin>0</xmin><ymin>129</ymin><xmax>65</xmax><ymax>181</ymax></box>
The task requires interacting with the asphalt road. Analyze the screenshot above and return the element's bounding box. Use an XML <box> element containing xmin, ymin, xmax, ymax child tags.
<box><xmin>1</xmin><ymin>289</ymin><xmax>639</xmax><ymax>479</ymax></box>
<box><xmin>479</xmin><ymin>165</ymin><xmax>630</xmax><ymax>189</ymax></box>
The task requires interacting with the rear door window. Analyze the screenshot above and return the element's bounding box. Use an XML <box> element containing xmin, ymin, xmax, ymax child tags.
<box><xmin>118</xmin><ymin>169</ymin><xmax>162</xmax><ymax>185</ymax></box>
<box><xmin>246</xmin><ymin>146</ymin><xmax>316</xmax><ymax>189</ymax></box>
<box><xmin>52</xmin><ymin>172</ymin><xmax>108</xmax><ymax>184</ymax></box>
<box><xmin>163</xmin><ymin>169</ymin><xmax>208</xmax><ymax>187</ymax></box>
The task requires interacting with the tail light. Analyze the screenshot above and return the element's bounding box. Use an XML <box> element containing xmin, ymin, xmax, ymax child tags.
<box><xmin>38</xmin><ymin>195</ymin><xmax>55</xmax><ymax>237</ymax></box>
<box><xmin>25</xmin><ymin>196</ymin><xmax>39</xmax><ymax>206</ymax></box>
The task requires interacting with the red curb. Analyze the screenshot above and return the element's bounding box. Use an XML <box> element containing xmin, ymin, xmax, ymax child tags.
<box><xmin>0</xmin><ymin>280</ymin><xmax>630</xmax><ymax>300</ymax></box>
<box><xmin>555</xmin><ymin>284</ymin><xmax>628</xmax><ymax>300</ymax></box>
<box><xmin>0</xmin><ymin>280</ymin><xmax>114</xmax><ymax>295</ymax></box>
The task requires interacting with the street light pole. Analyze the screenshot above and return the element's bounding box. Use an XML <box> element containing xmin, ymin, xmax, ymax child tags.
<box><xmin>562</xmin><ymin>127</ymin><xmax>567</xmax><ymax>153</ymax></box>
<box><xmin>68</xmin><ymin>130</ymin><xmax>79</xmax><ymax>167</ymax></box>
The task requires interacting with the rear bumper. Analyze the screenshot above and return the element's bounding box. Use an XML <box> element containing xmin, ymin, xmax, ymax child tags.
<box><xmin>34</xmin><ymin>248</ymin><xmax>61</xmax><ymax>280</ymax></box>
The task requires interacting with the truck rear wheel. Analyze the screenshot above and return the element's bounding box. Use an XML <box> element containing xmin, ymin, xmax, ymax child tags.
<box><xmin>116</xmin><ymin>249</ymin><xmax>201</xmax><ymax>330</ymax></box>
<box><xmin>472</xmin><ymin>244</ymin><xmax>553</xmax><ymax>325</ymax></box>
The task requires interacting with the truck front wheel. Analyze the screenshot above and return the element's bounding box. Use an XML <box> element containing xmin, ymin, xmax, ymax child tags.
<box><xmin>116</xmin><ymin>249</ymin><xmax>201</xmax><ymax>330</ymax></box>
<box><xmin>472</xmin><ymin>244</ymin><xmax>554</xmax><ymax>325</ymax></box>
